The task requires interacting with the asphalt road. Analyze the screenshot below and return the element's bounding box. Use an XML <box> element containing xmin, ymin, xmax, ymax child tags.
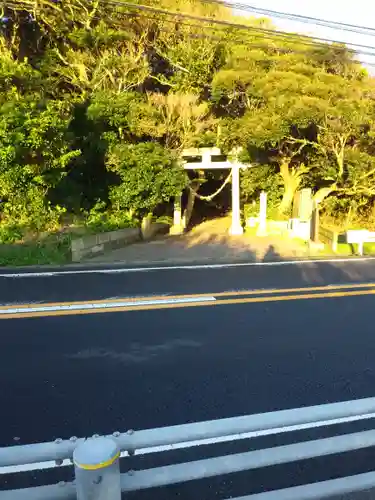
<box><xmin>2</xmin><ymin>256</ymin><xmax>375</xmax><ymax>305</ymax></box>
<box><xmin>3</xmin><ymin>258</ymin><xmax>375</xmax><ymax>498</ymax></box>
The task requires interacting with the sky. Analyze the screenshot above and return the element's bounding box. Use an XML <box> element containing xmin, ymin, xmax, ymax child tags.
<box><xmin>234</xmin><ymin>1</ymin><xmax>375</xmax><ymax>70</ymax></box>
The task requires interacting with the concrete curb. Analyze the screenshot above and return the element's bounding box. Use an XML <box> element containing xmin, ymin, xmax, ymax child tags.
<box><xmin>79</xmin><ymin>255</ymin><xmax>374</xmax><ymax>267</ymax></box>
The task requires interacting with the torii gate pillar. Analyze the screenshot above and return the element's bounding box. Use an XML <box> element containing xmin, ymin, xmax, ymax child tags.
<box><xmin>229</xmin><ymin>164</ymin><xmax>243</xmax><ymax>235</ymax></box>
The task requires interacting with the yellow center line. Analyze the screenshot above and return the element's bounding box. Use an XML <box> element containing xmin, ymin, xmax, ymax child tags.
<box><xmin>1</xmin><ymin>288</ymin><xmax>375</xmax><ymax>319</ymax></box>
<box><xmin>1</xmin><ymin>282</ymin><xmax>375</xmax><ymax>311</ymax></box>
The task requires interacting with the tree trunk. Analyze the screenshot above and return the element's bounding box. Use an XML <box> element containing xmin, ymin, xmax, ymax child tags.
<box><xmin>278</xmin><ymin>163</ymin><xmax>301</xmax><ymax>216</ymax></box>
<box><xmin>313</xmin><ymin>183</ymin><xmax>337</xmax><ymax>206</ymax></box>
<box><xmin>181</xmin><ymin>180</ymin><xmax>201</xmax><ymax>229</ymax></box>
<box><xmin>278</xmin><ymin>186</ymin><xmax>297</xmax><ymax>215</ymax></box>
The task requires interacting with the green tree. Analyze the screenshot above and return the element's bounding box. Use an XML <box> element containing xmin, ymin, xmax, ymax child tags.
<box><xmin>216</xmin><ymin>37</ymin><xmax>375</xmax><ymax>216</ymax></box>
<box><xmin>0</xmin><ymin>90</ymin><xmax>79</xmax><ymax>229</ymax></box>
<box><xmin>308</xmin><ymin>86</ymin><xmax>375</xmax><ymax>206</ymax></box>
<box><xmin>106</xmin><ymin>142</ymin><xmax>187</xmax><ymax>217</ymax></box>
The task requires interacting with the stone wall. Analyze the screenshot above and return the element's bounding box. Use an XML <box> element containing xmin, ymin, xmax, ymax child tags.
<box><xmin>71</xmin><ymin>223</ymin><xmax>169</xmax><ymax>262</ymax></box>
<box><xmin>319</xmin><ymin>227</ymin><xmax>338</xmax><ymax>251</ymax></box>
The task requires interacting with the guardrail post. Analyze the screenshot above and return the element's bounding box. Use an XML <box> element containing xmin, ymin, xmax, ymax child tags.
<box><xmin>73</xmin><ymin>437</ymin><xmax>121</xmax><ymax>500</ymax></box>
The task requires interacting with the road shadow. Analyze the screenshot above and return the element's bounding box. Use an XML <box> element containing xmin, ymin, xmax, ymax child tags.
<box><xmin>88</xmin><ymin>216</ymin><xmax>312</xmax><ymax>265</ymax></box>
<box><xmin>258</xmin><ymin>243</ymin><xmax>375</xmax><ymax>288</ymax></box>
<box><xmin>83</xmin><ymin>214</ymin><xmax>375</xmax><ymax>288</ymax></box>
<box><xmin>177</xmin><ymin>216</ymin><xmax>309</xmax><ymax>261</ymax></box>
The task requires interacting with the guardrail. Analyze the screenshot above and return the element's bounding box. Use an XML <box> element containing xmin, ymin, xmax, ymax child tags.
<box><xmin>3</xmin><ymin>397</ymin><xmax>375</xmax><ymax>499</ymax></box>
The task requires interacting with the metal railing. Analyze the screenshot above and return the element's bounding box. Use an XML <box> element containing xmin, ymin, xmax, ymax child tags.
<box><xmin>3</xmin><ymin>396</ymin><xmax>375</xmax><ymax>499</ymax></box>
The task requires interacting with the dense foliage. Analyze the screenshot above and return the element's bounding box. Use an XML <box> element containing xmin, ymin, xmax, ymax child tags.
<box><xmin>2</xmin><ymin>0</ymin><xmax>375</xmax><ymax>245</ymax></box>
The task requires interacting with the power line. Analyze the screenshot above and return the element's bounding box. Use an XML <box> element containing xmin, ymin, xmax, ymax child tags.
<box><xmin>200</xmin><ymin>0</ymin><xmax>375</xmax><ymax>38</ymax></box>
<box><xmin>12</xmin><ymin>0</ymin><xmax>375</xmax><ymax>39</ymax></box>
<box><xmin>9</xmin><ymin>0</ymin><xmax>375</xmax><ymax>66</ymax></box>
<box><xmin>101</xmin><ymin>0</ymin><xmax>375</xmax><ymax>56</ymax></box>
<box><xmin>127</xmin><ymin>11</ymin><xmax>375</xmax><ymax>60</ymax></box>
<box><xmin>11</xmin><ymin>0</ymin><xmax>375</xmax><ymax>56</ymax></box>
<box><xmin>109</xmin><ymin>11</ymin><xmax>375</xmax><ymax>68</ymax></box>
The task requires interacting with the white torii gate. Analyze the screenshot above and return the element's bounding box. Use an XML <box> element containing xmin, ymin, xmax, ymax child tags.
<box><xmin>170</xmin><ymin>147</ymin><xmax>245</xmax><ymax>236</ymax></box>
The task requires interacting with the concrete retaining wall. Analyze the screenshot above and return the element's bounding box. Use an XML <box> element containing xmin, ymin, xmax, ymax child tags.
<box><xmin>71</xmin><ymin>223</ymin><xmax>169</xmax><ymax>262</ymax></box>
<box><xmin>319</xmin><ymin>227</ymin><xmax>338</xmax><ymax>252</ymax></box>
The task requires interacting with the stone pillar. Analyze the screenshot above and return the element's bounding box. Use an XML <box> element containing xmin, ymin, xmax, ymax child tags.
<box><xmin>169</xmin><ymin>195</ymin><xmax>184</xmax><ymax>235</ymax></box>
<box><xmin>299</xmin><ymin>188</ymin><xmax>313</xmax><ymax>221</ymax></box>
<box><xmin>310</xmin><ymin>201</ymin><xmax>320</xmax><ymax>243</ymax></box>
<box><xmin>229</xmin><ymin>165</ymin><xmax>243</xmax><ymax>235</ymax></box>
<box><xmin>257</xmin><ymin>191</ymin><xmax>267</xmax><ymax>236</ymax></box>
<box><xmin>141</xmin><ymin>213</ymin><xmax>153</xmax><ymax>240</ymax></box>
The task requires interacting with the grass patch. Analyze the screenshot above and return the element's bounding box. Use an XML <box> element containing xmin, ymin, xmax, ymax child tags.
<box><xmin>317</xmin><ymin>242</ymin><xmax>375</xmax><ymax>257</ymax></box>
<box><xmin>0</xmin><ymin>213</ymin><xmax>138</xmax><ymax>266</ymax></box>
<box><xmin>0</xmin><ymin>233</ymin><xmax>72</xmax><ymax>266</ymax></box>
<box><xmin>244</xmin><ymin>226</ymin><xmax>258</xmax><ymax>236</ymax></box>
<box><xmin>364</xmin><ymin>242</ymin><xmax>375</xmax><ymax>255</ymax></box>
<box><xmin>335</xmin><ymin>242</ymin><xmax>375</xmax><ymax>256</ymax></box>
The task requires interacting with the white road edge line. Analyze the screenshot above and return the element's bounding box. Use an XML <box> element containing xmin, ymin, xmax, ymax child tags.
<box><xmin>1</xmin><ymin>257</ymin><xmax>375</xmax><ymax>278</ymax></box>
<box><xmin>0</xmin><ymin>296</ymin><xmax>216</xmax><ymax>315</ymax></box>
<box><xmin>2</xmin><ymin>412</ymin><xmax>375</xmax><ymax>475</ymax></box>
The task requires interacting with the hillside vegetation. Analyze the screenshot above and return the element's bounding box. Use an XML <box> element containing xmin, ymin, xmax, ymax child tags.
<box><xmin>1</xmin><ymin>0</ymin><xmax>375</xmax><ymax>262</ymax></box>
